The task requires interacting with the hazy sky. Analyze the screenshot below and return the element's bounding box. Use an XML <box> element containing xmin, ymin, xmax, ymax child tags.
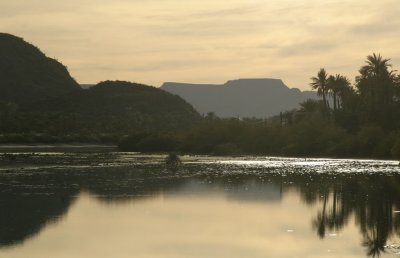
<box><xmin>1</xmin><ymin>0</ymin><xmax>399</xmax><ymax>90</ymax></box>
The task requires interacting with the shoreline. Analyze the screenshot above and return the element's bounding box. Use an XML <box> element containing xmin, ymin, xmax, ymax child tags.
<box><xmin>0</xmin><ymin>144</ymin><xmax>117</xmax><ymax>152</ymax></box>
<box><xmin>0</xmin><ymin>144</ymin><xmax>398</xmax><ymax>162</ymax></box>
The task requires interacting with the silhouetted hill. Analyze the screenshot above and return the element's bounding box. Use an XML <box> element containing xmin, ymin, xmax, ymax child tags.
<box><xmin>161</xmin><ymin>79</ymin><xmax>318</xmax><ymax>118</ymax></box>
<box><xmin>0</xmin><ymin>33</ymin><xmax>80</xmax><ymax>105</ymax></box>
<box><xmin>23</xmin><ymin>81</ymin><xmax>200</xmax><ymax>135</ymax></box>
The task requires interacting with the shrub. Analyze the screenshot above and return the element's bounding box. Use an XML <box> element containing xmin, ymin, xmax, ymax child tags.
<box><xmin>391</xmin><ymin>138</ymin><xmax>400</xmax><ymax>160</ymax></box>
<box><xmin>213</xmin><ymin>142</ymin><xmax>242</xmax><ymax>156</ymax></box>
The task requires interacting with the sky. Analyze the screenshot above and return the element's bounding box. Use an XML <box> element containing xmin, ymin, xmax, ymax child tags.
<box><xmin>1</xmin><ymin>0</ymin><xmax>400</xmax><ymax>90</ymax></box>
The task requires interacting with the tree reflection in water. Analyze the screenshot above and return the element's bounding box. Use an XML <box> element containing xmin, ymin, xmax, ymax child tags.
<box><xmin>296</xmin><ymin>174</ymin><xmax>400</xmax><ymax>257</ymax></box>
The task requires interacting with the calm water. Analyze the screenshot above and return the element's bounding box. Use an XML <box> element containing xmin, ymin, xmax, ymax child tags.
<box><xmin>1</xmin><ymin>152</ymin><xmax>400</xmax><ymax>258</ymax></box>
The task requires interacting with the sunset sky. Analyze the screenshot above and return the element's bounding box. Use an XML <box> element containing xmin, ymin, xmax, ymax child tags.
<box><xmin>1</xmin><ymin>0</ymin><xmax>399</xmax><ymax>90</ymax></box>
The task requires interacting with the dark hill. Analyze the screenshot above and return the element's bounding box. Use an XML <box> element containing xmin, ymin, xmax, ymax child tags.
<box><xmin>24</xmin><ymin>81</ymin><xmax>200</xmax><ymax>135</ymax></box>
<box><xmin>0</xmin><ymin>33</ymin><xmax>80</xmax><ymax>105</ymax></box>
<box><xmin>161</xmin><ymin>79</ymin><xmax>318</xmax><ymax>118</ymax></box>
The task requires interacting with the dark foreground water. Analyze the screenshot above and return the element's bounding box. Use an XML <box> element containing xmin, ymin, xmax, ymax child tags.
<box><xmin>1</xmin><ymin>152</ymin><xmax>400</xmax><ymax>258</ymax></box>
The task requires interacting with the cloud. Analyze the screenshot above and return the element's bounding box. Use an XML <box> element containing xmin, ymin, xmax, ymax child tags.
<box><xmin>351</xmin><ymin>9</ymin><xmax>400</xmax><ymax>37</ymax></box>
<box><xmin>0</xmin><ymin>0</ymin><xmax>399</xmax><ymax>89</ymax></box>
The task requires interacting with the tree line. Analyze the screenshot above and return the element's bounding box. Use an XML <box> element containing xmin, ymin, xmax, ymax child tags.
<box><xmin>1</xmin><ymin>53</ymin><xmax>399</xmax><ymax>159</ymax></box>
<box><xmin>120</xmin><ymin>53</ymin><xmax>400</xmax><ymax>159</ymax></box>
<box><xmin>310</xmin><ymin>53</ymin><xmax>400</xmax><ymax>130</ymax></box>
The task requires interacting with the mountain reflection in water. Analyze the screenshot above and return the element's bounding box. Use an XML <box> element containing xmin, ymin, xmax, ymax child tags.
<box><xmin>1</xmin><ymin>153</ymin><xmax>400</xmax><ymax>258</ymax></box>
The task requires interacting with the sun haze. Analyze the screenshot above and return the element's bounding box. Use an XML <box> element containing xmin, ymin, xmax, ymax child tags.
<box><xmin>1</xmin><ymin>0</ymin><xmax>399</xmax><ymax>89</ymax></box>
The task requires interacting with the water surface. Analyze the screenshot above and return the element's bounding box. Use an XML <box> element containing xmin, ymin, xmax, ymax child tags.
<box><xmin>1</xmin><ymin>152</ymin><xmax>400</xmax><ymax>258</ymax></box>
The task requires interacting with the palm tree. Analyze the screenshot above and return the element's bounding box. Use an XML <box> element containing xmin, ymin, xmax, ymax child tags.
<box><xmin>327</xmin><ymin>75</ymin><xmax>338</xmax><ymax>112</ymax></box>
<box><xmin>355</xmin><ymin>53</ymin><xmax>398</xmax><ymax>127</ymax></box>
<box><xmin>357</xmin><ymin>53</ymin><xmax>393</xmax><ymax>107</ymax></box>
<box><xmin>360</xmin><ymin>53</ymin><xmax>391</xmax><ymax>79</ymax></box>
<box><xmin>327</xmin><ymin>74</ymin><xmax>351</xmax><ymax>111</ymax></box>
<box><xmin>310</xmin><ymin>68</ymin><xmax>329</xmax><ymax>110</ymax></box>
<box><xmin>336</xmin><ymin>77</ymin><xmax>353</xmax><ymax>110</ymax></box>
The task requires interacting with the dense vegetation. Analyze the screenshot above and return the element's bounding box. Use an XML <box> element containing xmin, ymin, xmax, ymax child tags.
<box><xmin>0</xmin><ymin>33</ymin><xmax>80</xmax><ymax>105</ymax></box>
<box><xmin>120</xmin><ymin>54</ymin><xmax>400</xmax><ymax>159</ymax></box>
<box><xmin>0</xmin><ymin>81</ymin><xmax>200</xmax><ymax>143</ymax></box>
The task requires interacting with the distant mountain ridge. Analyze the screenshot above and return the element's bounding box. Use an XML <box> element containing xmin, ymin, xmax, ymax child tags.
<box><xmin>161</xmin><ymin>78</ymin><xmax>318</xmax><ymax>118</ymax></box>
<box><xmin>0</xmin><ymin>33</ymin><xmax>81</xmax><ymax>105</ymax></box>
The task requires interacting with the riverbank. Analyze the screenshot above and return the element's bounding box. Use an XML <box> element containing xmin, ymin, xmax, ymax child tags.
<box><xmin>0</xmin><ymin>144</ymin><xmax>117</xmax><ymax>153</ymax></box>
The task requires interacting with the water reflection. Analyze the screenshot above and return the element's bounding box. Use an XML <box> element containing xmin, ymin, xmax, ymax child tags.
<box><xmin>1</xmin><ymin>154</ymin><xmax>400</xmax><ymax>257</ymax></box>
<box><xmin>299</xmin><ymin>174</ymin><xmax>400</xmax><ymax>257</ymax></box>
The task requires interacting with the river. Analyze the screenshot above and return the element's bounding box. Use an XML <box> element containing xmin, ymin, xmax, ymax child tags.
<box><xmin>1</xmin><ymin>152</ymin><xmax>400</xmax><ymax>258</ymax></box>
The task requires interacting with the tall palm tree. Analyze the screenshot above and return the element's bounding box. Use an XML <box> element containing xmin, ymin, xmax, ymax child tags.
<box><xmin>360</xmin><ymin>53</ymin><xmax>391</xmax><ymax>79</ymax></box>
<box><xmin>357</xmin><ymin>53</ymin><xmax>393</xmax><ymax>107</ymax></box>
<box><xmin>327</xmin><ymin>74</ymin><xmax>351</xmax><ymax>111</ymax></box>
<box><xmin>336</xmin><ymin>76</ymin><xmax>353</xmax><ymax>109</ymax></box>
<box><xmin>327</xmin><ymin>75</ymin><xmax>338</xmax><ymax>111</ymax></box>
<box><xmin>310</xmin><ymin>68</ymin><xmax>329</xmax><ymax>110</ymax></box>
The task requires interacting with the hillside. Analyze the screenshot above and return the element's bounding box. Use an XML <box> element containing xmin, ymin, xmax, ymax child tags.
<box><xmin>161</xmin><ymin>79</ymin><xmax>318</xmax><ymax>118</ymax></box>
<box><xmin>0</xmin><ymin>33</ymin><xmax>80</xmax><ymax>105</ymax></box>
<box><xmin>19</xmin><ymin>81</ymin><xmax>200</xmax><ymax>136</ymax></box>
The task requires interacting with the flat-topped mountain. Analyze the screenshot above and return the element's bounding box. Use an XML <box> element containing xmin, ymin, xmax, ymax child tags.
<box><xmin>0</xmin><ymin>33</ymin><xmax>80</xmax><ymax>105</ymax></box>
<box><xmin>161</xmin><ymin>78</ymin><xmax>318</xmax><ymax>118</ymax></box>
